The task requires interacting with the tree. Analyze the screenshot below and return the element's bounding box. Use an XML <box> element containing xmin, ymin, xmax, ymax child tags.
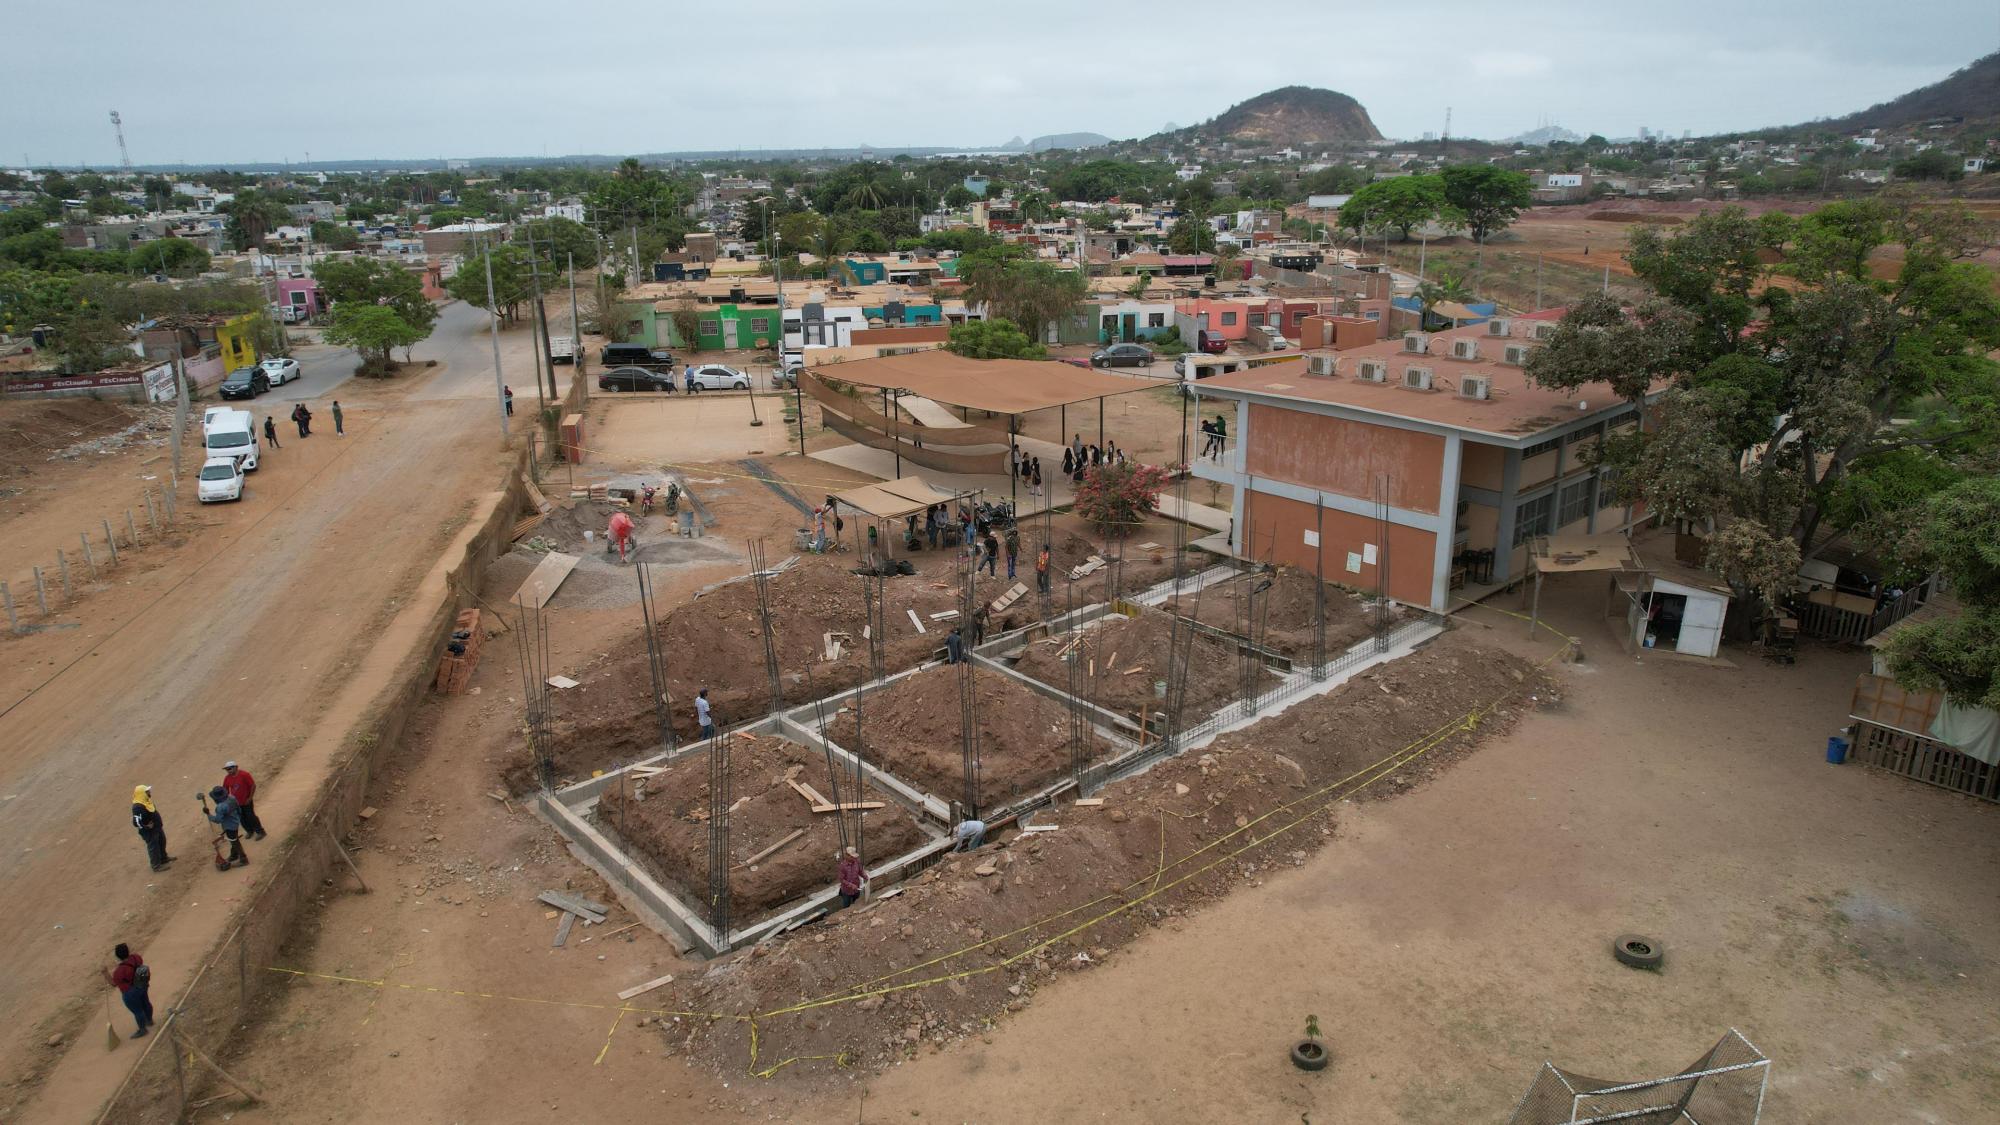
<box><xmin>130</xmin><ymin>237</ymin><xmax>210</xmax><ymax>276</ymax></box>
<box><xmin>1440</xmin><ymin>165</ymin><xmax>1534</xmax><ymax>242</ymax></box>
<box><xmin>1300</xmin><ymin>166</ymin><xmax>1365</xmax><ymax>198</ymax></box>
<box><xmin>1879</xmin><ymin>478</ymin><xmax>2000</xmax><ymax>708</ymax></box>
<box><xmin>1530</xmin><ymin>194</ymin><xmax>2000</xmax><ymax>610</ymax></box>
<box><xmin>516</xmin><ymin>216</ymin><xmax>600</xmax><ymax>270</ymax></box>
<box><xmin>1338</xmin><ymin>175</ymin><xmax>1451</xmax><ymax>240</ymax></box>
<box><xmin>955</xmin><ymin>246</ymin><xmax>1088</xmax><ymax>343</ymax></box>
<box><xmin>1893</xmin><ymin>148</ymin><xmax>1964</xmax><ymax>182</ymax></box>
<box><xmin>314</xmin><ymin>257</ymin><xmax>437</xmax><ymax>339</ymax></box>
<box><xmin>942</xmin><ymin>184</ymin><xmax>977</xmax><ymax>209</ymax></box>
<box><xmin>220</xmin><ymin>191</ymin><xmax>288</xmax><ymax>250</ymax></box>
<box><xmin>309</xmin><ymin>221</ymin><xmax>360</xmax><ymax>250</ymax></box>
<box><xmin>324</xmin><ymin>303</ymin><xmax>423</xmax><ymax>375</ymax></box>
<box><xmin>1165</xmin><ymin>215</ymin><xmax>1216</xmax><ymax>255</ymax></box>
<box><xmin>1414</xmin><ymin>268</ymin><xmax>1472</xmax><ymax>328</ymax></box>
<box><xmin>945</xmin><ymin>317</ymin><xmax>1046</xmax><ymax>360</ymax></box>
<box><xmin>444</xmin><ymin>244</ymin><xmax>531</xmax><ymax>323</ymax></box>
<box><xmin>1072</xmin><ymin>461</ymin><xmax>1173</xmax><ymax>538</ymax></box>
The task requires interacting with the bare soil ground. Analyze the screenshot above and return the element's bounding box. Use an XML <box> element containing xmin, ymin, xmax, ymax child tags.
<box><xmin>1172</xmin><ymin>566</ymin><xmax>1385</xmax><ymax>662</ymax></box>
<box><xmin>833</xmin><ymin>663</ymin><xmax>1099</xmax><ymax>806</ymax></box>
<box><xmin>595</xmin><ymin>736</ymin><xmax>928</xmax><ymax>920</ymax></box>
<box><xmin>1010</xmin><ymin>606</ymin><xmax>1242</xmax><ymax>722</ymax></box>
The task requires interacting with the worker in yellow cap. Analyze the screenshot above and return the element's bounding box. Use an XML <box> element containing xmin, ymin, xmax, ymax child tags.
<box><xmin>131</xmin><ymin>785</ymin><xmax>174</xmax><ymax>872</ymax></box>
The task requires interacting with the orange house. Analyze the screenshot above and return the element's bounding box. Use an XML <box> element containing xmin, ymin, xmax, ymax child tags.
<box><xmin>1190</xmin><ymin>310</ymin><xmax>1655</xmax><ymax>612</ymax></box>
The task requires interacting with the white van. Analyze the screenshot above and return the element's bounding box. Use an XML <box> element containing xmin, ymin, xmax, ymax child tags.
<box><xmin>202</xmin><ymin>407</ymin><xmax>260</xmax><ymax>471</ymax></box>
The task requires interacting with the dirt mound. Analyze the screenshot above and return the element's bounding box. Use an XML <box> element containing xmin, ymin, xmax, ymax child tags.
<box><xmin>1011</xmin><ymin>608</ymin><xmax>1240</xmax><ymax>723</ymax></box>
<box><xmin>836</xmin><ymin>665</ymin><xmax>1091</xmax><ymax>806</ymax></box>
<box><xmin>666</xmin><ymin>630</ymin><xmax>1552</xmax><ymax>1076</ymax></box>
<box><xmin>0</xmin><ymin>399</ymin><xmax>161</xmax><ymax>477</ymax></box>
<box><xmin>1173</xmin><ymin>567</ymin><xmax>1384</xmax><ymax>663</ymax></box>
<box><xmin>595</xmin><ymin>736</ymin><xmax>926</xmax><ymax>920</ymax></box>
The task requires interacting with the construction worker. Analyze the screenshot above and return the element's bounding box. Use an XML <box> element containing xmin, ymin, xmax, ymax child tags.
<box><xmin>1004</xmin><ymin>526</ymin><xmax>1020</xmax><ymax>579</ymax></box>
<box><xmin>1035</xmin><ymin>545</ymin><xmax>1052</xmax><ymax>595</ymax></box>
<box><xmin>981</xmin><ymin>530</ymin><xmax>1000</xmax><ymax>577</ymax></box>
<box><xmin>695</xmin><ymin>688</ymin><xmax>715</xmax><ymax>740</ymax></box>
<box><xmin>263</xmin><ymin>415</ymin><xmax>280</xmax><ymax>449</ymax></box>
<box><xmin>102</xmin><ymin>943</ymin><xmax>153</xmax><ymax>1038</ymax></box>
<box><xmin>131</xmin><ymin>785</ymin><xmax>173</xmax><ymax>872</ymax></box>
<box><xmin>205</xmin><ymin>786</ymin><xmax>249</xmax><ymax>868</ymax></box>
<box><xmin>952</xmin><ymin>818</ymin><xmax>986</xmax><ymax>851</ymax></box>
<box><xmin>944</xmin><ymin>627</ymin><xmax>964</xmax><ymax>665</ymax></box>
<box><xmin>836</xmin><ymin>847</ymin><xmax>867</xmax><ymax>908</ymax></box>
<box><xmin>607</xmin><ymin>510</ymin><xmax>635</xmax><ymax>563</ymax></box>
<box><xmin>222</xmin><ymin>761</ymin><xmax>265</xmax><ymax>840</ymax></box>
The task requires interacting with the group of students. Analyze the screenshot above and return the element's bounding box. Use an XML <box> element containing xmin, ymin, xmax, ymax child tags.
<box><xmin>130</xmin><ymin>761</ymin><xmax>266</xmax><ymax>874</ymax></box>
<box><xmin>261</xmin><ymin>401</ymin><xmax>344</xmax><ymax>449</ymax></box>
<box><xmin>1197</xmin><ymin>413</ymin><xmax>1229</xmax><ymax>460</ymax></box>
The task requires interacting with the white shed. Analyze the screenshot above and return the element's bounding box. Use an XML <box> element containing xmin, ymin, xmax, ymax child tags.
<box><xmin>1631</xmin><ymin>560</ymin><xmax>1732</xmax><ymax>659</ymax></box>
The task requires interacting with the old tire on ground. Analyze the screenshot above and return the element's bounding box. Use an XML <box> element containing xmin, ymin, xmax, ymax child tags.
<box><xmin>1290</xmin><ymin>1038</ymin><xmax>1330</xmax><ymax>1072</ymax></box>
<box><xmin>1613</xmin><ymin>934</ymin><xmax>1664</xmax><ymax>970</ymax></box>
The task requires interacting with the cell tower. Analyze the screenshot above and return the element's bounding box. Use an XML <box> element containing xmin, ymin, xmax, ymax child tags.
<box><xmin>1442</xmin><ymin>106</ymin><xmax>1452</xmax><ymax>145</ymax></box>
<box><xmin>109</xmin><ymin>110</ymin><xmax>132</xmax><ymax>170</ymax></box>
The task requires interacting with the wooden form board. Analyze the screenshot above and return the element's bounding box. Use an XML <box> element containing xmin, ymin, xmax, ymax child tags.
<box><xmin>616</xmin><ymin>973</ymin><xmax>676</xmax><ymax>1001</ymax></box>
<box><xmin>512</xmin><ymin>551</ymin><xmax>580</xmax><ymax>609</ymax></box>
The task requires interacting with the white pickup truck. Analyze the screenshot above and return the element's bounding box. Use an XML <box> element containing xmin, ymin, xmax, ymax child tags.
<box><xmin>548</xmin><ymin>335</ymin><xmax>577</xmax><ymax>365</ymax></box>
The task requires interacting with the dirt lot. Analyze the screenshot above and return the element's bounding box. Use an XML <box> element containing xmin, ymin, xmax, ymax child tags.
<box><xmin>1172</xmin><ymin>566</ymin><xmax>1385</xmax><ymax>663</ymax></box>
<box><xmin>834</xmin><ymin>663</ymin><xmax>1099</xmax><ymax>807</ymax></box>
<box><xmin>595</xmin><ymin>735</ymin><xmax>929</xmax><ymax>920</ymax></box>
<box><xmin>1010</xmin><ymin>606</ymin><xmax>1242</xmax><ymax>723</ymax></box>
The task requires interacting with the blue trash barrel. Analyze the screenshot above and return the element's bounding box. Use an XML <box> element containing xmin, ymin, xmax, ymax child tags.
<box><xmin>1826</xmin><ymin>736</ymin><xmax>1850</xmax><ymax>764</ymax></box>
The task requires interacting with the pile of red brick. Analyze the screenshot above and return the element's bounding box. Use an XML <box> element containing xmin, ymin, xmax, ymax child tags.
<box><xmin>432</xmin><ymin>608</ymin><xmax>483</xmax><ymax>693</ymax></box>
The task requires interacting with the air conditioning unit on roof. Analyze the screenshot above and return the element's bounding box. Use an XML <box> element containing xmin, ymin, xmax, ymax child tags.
<box><xmin>1402</xmin><ymin>332</ymin><xmax>1427</xmax><ymax>353</ymax></box>
<box><xmin>1532</xmin><ymin>321</ymin><xmax>1557</xmax><ymax>340</ymax></box>
<box><xmin>1356</xmin><ymin>360</ymin><xmax>1387</xmax><ymax>383</ymax></box>
<box><xmin>1452</xmin><ymin>339</ymin><xmax>1479</xmax><ymax>360</ymax></box>
<box><xmin>1487</xmin><ymin>318</ymin><xmax>1510</xmax><ymax>337</ymax></box>
<box><xmin>1402</xmin><ymin>365</ymin><xmax>1434</xmax><ymax>391</ymax></box>
<box><xmin>1460</xmin><ymin>375</ymin><xmax>1491</xmax><ymax>400</ymax></box>
<box><xmin>1307</xmin><ymin>354</ymin><xmax>1336</xmax><ymax>376</ymax></box>
<box><xmin>1503</xmin><ymin>344</ymin><xmax>1527</xmax><ymax>366</ymax></box>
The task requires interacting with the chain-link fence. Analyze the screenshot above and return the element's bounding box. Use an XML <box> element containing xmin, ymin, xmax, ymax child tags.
<box><xmin>1506</xmin><ymin>1028</ymin><xmax>1770</xmax><ymax>1125</ymax></box>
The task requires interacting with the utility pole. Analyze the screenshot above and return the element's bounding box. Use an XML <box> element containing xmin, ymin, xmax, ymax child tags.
<box><xmin>568</xmin><ymin>251</ymin><xmax>585</xmax><ymax>402</ymax></box>
<box><xmin>524</xmin><ymin>235</ymin><xmax>558</xmax><ymax>404</ymax></box>
<box><xmin>484</xmin><ymin>244</ymin><xmax>510</xmax><ymax>440</ymax></box>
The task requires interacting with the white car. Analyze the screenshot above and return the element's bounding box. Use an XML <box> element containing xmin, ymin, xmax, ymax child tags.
<box><xmin>197</xmin><ymin>456</ymin><xmax>245</xmax><ymax>503</ymax></box>
<box><xmin>685</xmin><ymin>364</ymin><xmax>751</xmax><ymax>391</ymax></box>
<box><xmin>260</xmin><ymin>356</ymin><xmax>301</xmax><ymax>385</ymax></box>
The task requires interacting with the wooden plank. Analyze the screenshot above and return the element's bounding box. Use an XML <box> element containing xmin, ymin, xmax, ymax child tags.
<box><xmin>810</xmin><ymin>801</ymin><xmax>886</xmax><ymax>813</ymax></box>
<box><xmin>1073</xmin><ymin>798</ymin><xmax>1105</xmax><ymax>807</ymax></box>
<box><xmin>537</xmin><ymin>891</ymin><xmax>607</xmax><ymax>922</ymax></box>
<box><xmin>736</xmin><ymin>829</ymin><xmax>806</xmax><ymax>869</ymax></box>
<box><xmin>552</xmin><ymin>912</ymin><xmax>576</xmax><ymax>947</ymax></box>
<box><xmin>522</xmin><ymin>473</ymin><xmax>552</xmax><ymax>514</ymax></box>
<box><xmin>581</xmin><ymin>922</ymin><xmax>642</xmax><ymax>943</ymax></box>
<box><xmin>907</xmin><ymin>608</ymin><xmax>926</xmax><ymax>634</ymax></box>
<box><xmin>511</xmin><ymin>512</ymin><xmax>547</xmax><ymax>541</ymax></box>
<box><xmin>615</xmin><ymin>973</ymin><xmax>676</xmax><ymax>1002</ymax></box>
<box><xmin>1021</xmin><ymin>824</ymin><xmax>1060</xmax><ymax>833</ymax></box>
<box><xmin>928</xmin><ymin>610</ymin><xmax>960</xmax><ymax>621</ymax></box>
<box><xmin>512</xmin><ymin>551</ymin><xmax>581</xmax><ymax>610</ymax></box>
<box><xmin>787</xmin><ymin>778</ymin><xmax>833</xmax><ymax>808</ymax></box>
<box><xmin>627</xmin><ymin>765</ymin><xmax>667</xmax><ymax>777</ymax></box>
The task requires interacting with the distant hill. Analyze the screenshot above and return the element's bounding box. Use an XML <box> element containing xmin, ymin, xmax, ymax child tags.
<box><xmin>1508</xmin><ymin>125</ymin><xmax>1584</xmax><ymax>146</ymax></box>
<box><xmin>1803</xmin><ymin>50</ymin><xmax>2000</xmax><ymax>133</ymax></box>
<box><xmin>1159</xmin><ymin>86</ymin><xmax>1382</xmax><ymax>147</ymax></box>
<box><xmin>1026</xmin><ymin>132</ymin><xmax>1112</xmax><ymax>152</ymax></box>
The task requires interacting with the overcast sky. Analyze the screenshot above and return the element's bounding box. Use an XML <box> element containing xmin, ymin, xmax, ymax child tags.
<box><xmin>4</xmin><ymin>1</ymin><xmax>1993</xmax><ymax>166</ymax></box>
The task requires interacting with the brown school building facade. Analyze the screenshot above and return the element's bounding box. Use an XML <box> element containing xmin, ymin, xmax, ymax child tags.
<box><xmin>1191</xmin><ymin>310</ymin><xmax>1657</xmax><ymax>613</ymax></box>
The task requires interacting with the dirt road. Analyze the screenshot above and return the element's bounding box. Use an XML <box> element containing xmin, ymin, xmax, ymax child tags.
<box><xmin>0</xmin><ymin>300</ymin><xmax>545</xmax><ymax>1119</ymax></box>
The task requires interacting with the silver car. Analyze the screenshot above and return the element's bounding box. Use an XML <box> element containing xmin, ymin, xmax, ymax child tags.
<box><xmin>685</xmin><ymin>364</ymin><xmax>751</xmax><ymax>391</ymax></box>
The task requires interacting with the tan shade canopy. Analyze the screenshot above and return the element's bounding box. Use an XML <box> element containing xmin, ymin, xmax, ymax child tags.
<box><xmin>816</xmin><ymin>352</ymin><xmax>1150</xmax><ymax>414</ymax></box>
<box><xmin>829</xmin><ymin>476</ymin><xmax>961</xmax><ymax>520</ymax></box>
<box><xmin>1529</xmin><ymin>532</ymin><xmax>1640</xmax><ymax>575</ymax></box>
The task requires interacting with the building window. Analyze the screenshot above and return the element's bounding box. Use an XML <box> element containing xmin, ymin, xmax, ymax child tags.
<box><xmin>699</xmin><ymin>319</ymin><xmax>720</xmax><ymax>336</ymax></box>
<box><xmin>1599</xmin><ymin>469</ymin><xmax>1624</xmax><ymax>510</ymax></box>
<box><xmin>1249</xmin><ymin>313</ymin><xmax>1266</xmax><ymax>327</ymax></box>
<box><xmin>1220</xmin><ymin>312</ymin><xmax>1238</xmax><ymax>326</ymax></box>
<box><xmin>1558</xmin><ymin>479</ymin><xmax>1592</xmax><ymax>528</ymax></box>
<box><xmin>1512</xmin><ymin>492</ymin><xmax>1554</xmax><ymax>547</ymax></box>
<box><xmin>1147</xmin><ymin>313</ymin><xmax>1165</xmax><ymax>328</ymax></box>
<box><xmin>1521</xmin><ymin>436</ymin><xmax>1561</xmax><ymax>460</ymax></box>
<box><xmin>749</xmin><ymin>317</ymin><xmax>771</xmax><ymax>333</ymax></box>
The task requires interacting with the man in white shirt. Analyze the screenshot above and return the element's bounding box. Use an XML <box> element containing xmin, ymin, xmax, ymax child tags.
<box><xmin>695</xmin><ymin>689</ymin><xmax>714</xmax><ymax>740</ymax></box>
<box><xmin>953</xmin><ymin>818</ymin><xmax>986</xmax><ymax>851</ymax></box>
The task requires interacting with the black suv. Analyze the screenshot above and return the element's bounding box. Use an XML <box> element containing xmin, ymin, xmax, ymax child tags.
<box><xmin>218</xmin><ymin>367</ymin><xmax>271</xmax><ymax>400</ymax></box>
<box><xmin>598</xmin><ymin>367</ymin><xmax>677</xmax><ymax>392</ymax></box>
<box><xmin>600</xmin><ymin>343</ymin><xmax>675</xmax><ymax>368</ymax></box>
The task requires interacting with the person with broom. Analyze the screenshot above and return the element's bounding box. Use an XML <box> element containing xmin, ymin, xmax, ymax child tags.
<box><xmin>202</xmin><ymin>786</ymin><xmax>249</xmax><ymax>869</ymax></box>
<box><xmin>102</xmin><ymin>943</ymin><xmax>153</xmax><ymax>1038</ymax></box>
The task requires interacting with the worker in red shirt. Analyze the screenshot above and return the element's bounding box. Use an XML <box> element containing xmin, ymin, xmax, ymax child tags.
<box><xmin>222</xmin><ymin>761</ymin><xmax>266</xmax><ymax>840</ymax></box>
<box><xmin>607</xmin><ymin>511</ymin><xmax>635</xmax><ymax>563</ymax></box>
<box><xmin>836</xmin><ymin>847</ymin><xmax>866</xmax><ymax>909</ymax></box>
<box><xmin>102</xmin><ymin>943</ymin><xmax>153</xmax><ymax>1038</ymax></box>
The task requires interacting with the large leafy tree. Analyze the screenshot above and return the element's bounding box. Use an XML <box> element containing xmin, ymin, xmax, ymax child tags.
<box><xmin>314</xmin><ymin>257</ymin><xmax>438</xmax><ymax>339</ymax></box>
<box><xmin>1337</xmin><ymin>175</ymin><xmax>1453</xmax><ymax>241</ymax></box>
<box><xmin>516</xmin><ymin>216</ymin><xmax>600</xmax><ymax>270</ymax></box>
<box><xmin>220</xmin><ymin>190</ymin><xmax>288</xmax><ymax>251</ymax></box>
<box><xmin>1165</xmin><ymin>215</ymin><xmax>1217</xmax><ymax>255</ymax></box>
<box><xmin>324</xmin><ymin>303</ymin><xmax>425</xmax><ymax>374</ymax></box>
<box><xmin>1527</xmin><ymin>192</ymin><xmax>2000</xmax><ymax>610</ymax></box>
<box><xmin>445</xmin><ymin>243</ymin><xmax>532</xmax><ymax>323</ymax></box>
<box><xmin>956</xmin><ymin>246</ymin><xmax>1088</xmax><ymax>343</ymax></box>
<box><xmin>1439</xmin><ymin>165</ymin><xmax>1534</xmax><ymax>242</ymax></box>
<box><xmin>1879</xmin><ymin>478</ymin><xmax>2000</xmax><ymax>708</ymax></box>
